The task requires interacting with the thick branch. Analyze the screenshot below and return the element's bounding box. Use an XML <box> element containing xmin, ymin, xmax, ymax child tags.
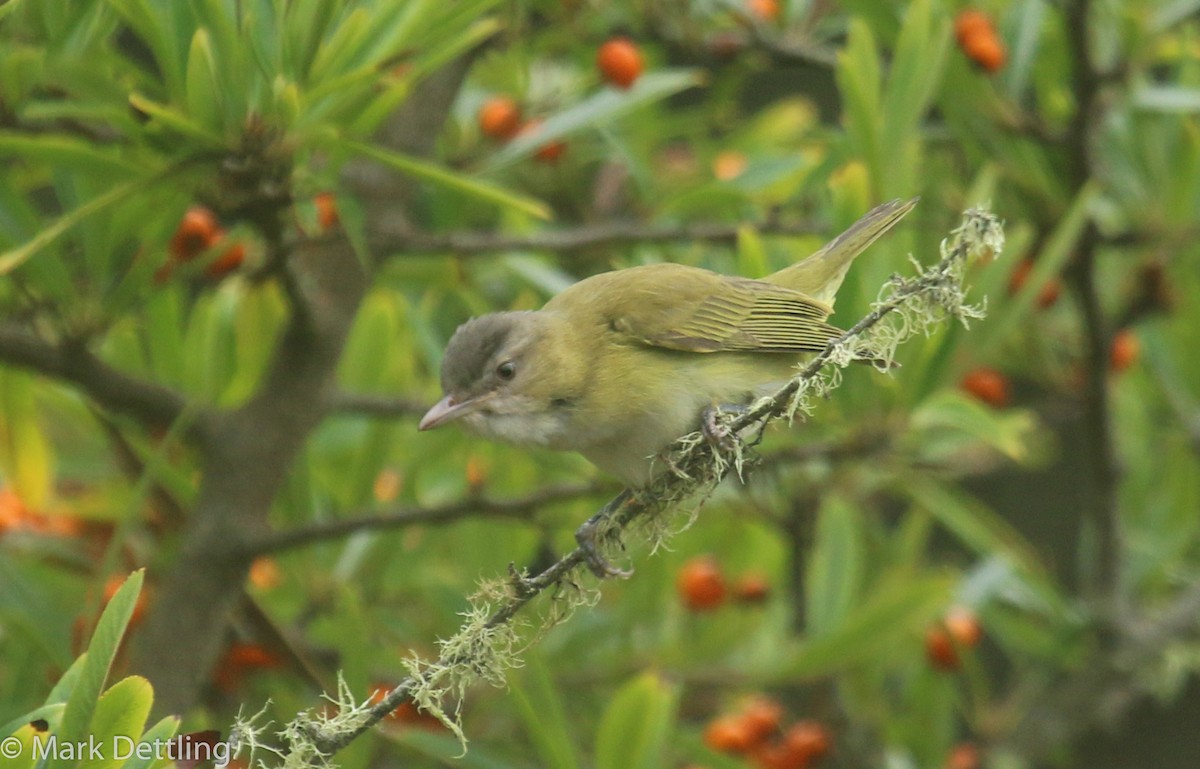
<box><xmin>0</xmin><ymin>323</ymin><xmax>193</xmax><ymax>429</ymax></box>
<box><xmin>1062</xmin><ymin>0</ymin><xmax>1122</xmax><ymax>603</ymax></box>
<box><xmin>244</xmin><ymin>482</ymin><xmax>610</xmax><ymax>555</ymax></box>
<box><xmin>372</xmin><ymin>216</ymin><xmax>825</xmax><ymax>257</ymax></box>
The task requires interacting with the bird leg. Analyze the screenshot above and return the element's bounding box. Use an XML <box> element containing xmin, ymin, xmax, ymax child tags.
<box><xmin>701</xmin><ymin>402</ymin><xmax>748</xmax><ymax>455</ymax></box>
<box><xmin>575</xmin><ymin>489</ymin><xmax>636</xmax><ymax>579</ymax></box>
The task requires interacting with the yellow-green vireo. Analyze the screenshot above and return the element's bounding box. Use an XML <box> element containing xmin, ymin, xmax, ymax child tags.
<box><xmin>421</xmin><ymin>198</ymin><xmax>917</xmax><ymax>487</ymax></box>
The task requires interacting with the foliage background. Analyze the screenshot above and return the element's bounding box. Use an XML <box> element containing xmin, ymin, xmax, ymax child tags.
<box><xmin>1</xmin><ymin>0</ymin><xmax>1199</xmax><ymax>767</ymax></box>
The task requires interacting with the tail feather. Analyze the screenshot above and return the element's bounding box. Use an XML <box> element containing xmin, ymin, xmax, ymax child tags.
<box><xmin>765</xmin><ymin>197</ymin><xmax>919</xmax><ymax>306</ymax></box>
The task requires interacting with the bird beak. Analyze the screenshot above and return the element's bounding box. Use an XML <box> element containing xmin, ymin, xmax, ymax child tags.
<box><xmin>419</xmin><ymin>394</ymin><xmax>483</xmax><ymax>431</ymax></box>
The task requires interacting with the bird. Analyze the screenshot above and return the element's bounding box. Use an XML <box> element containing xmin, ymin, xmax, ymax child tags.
<box><xmin>420</xmin><ymin>198</ymin><xmax>917</xmax><ymax>488</ymax></box>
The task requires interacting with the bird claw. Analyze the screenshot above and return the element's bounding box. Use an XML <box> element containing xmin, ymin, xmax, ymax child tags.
<box><xmin>702</xmin><ymin>403</ymin><xmax>747</xmax><ymax>455</ymax></box>
<box><xmin>574</xmin><ymin>491</ymin><xmax>635</xmax><ymax>579</ymax></box>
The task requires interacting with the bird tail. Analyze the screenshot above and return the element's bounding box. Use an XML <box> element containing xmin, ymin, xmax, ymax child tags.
<box><xmin>765</xmin><ymin>197</ymin><xmax>919</xmax><ymax>306</ymax></box>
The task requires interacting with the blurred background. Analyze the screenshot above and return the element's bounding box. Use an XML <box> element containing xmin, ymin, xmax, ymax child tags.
<box><xmin>1</xmin><ymin>1</ymin><xmax>1198</xmax><ymax>767</ymax></box>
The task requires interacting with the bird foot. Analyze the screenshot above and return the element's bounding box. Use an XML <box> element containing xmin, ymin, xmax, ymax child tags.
<box><xmin>574</xmin><ymin>491</ymin><xmax>635</xmax><ymax>579</ymax></box>
<box><xmin>701</xmin><ymin>403</ymin><xmax>748</xmax><ymax>455</ymax></box>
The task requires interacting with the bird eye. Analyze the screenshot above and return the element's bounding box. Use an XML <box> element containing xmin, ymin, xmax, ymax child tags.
<box><xmin>496</xmin><ymin>361</ymin><xmax>516</xmax><ymax>380</ymax></box>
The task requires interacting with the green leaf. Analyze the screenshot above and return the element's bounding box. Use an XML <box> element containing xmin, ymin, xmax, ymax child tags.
<box><xmin>509</xmin><ymin>654</ymin><xmax>580</xmax><ymax>769</ymax></box>
<box><xmin>0</xmin><ymin>176</ymin><xmax>146</xmax><ymax>274</ymax></box>
<box><xmin>45</xmin><ymin>656</ymin><xmax>89</xmax><ymax>705</ymax></box>
<box><xmin>340</xmin><ymin>139</ymin><xmax>551</xmax><ymax>220</ymax></box>
<box><xmin>907</xmin><ymin>477</ymin><xmax>1047</xmax><ymax>579</ymax></box>
<box><xmin>78</xmin><ymin>676</ymin><xmax>153</xmax><ymax>769</ymax></box>
<box><xmin>974</xmin><ymin>182</ymin><xmax>1097</xmax><ymax>355</ymax></box>
<box><xmin>484</xmin><ymin>70</ymin><xmax>706</xmax><ymax>170</ymax></box>
<box><xmin>0</xmin><ymin>133</ymin><xmax>140</xmax><ymax>176</ymax></box>
<box><xmin>778</xmin><ymin>576</ymin><xmax>952</xmax><ymax>679</ymax></box>
<box><xmin>127</xmin><ymin>93</ymin><xmax>225</xmax><ymax>146</ymax></box>
<box><xmin>0</xmin><ymin>703</ymin><xmax>64</xmax><ymax>741</ymax></box>
<box><xmin>805</xmin><ymin>495</ymin><xmax>865</xmax><ymax>637</ymax></box>
<box><xmin>120</xmin><ymin>716</ymin><xmax>181</xmax><ymax>769</ymax></box>
<box><xmin>47</xmin><ymin>570</ymin><xmax>145</xmax><ymax>769</ymax></box>
<box><xmin>0</xmin><ymin>369</ymin><xmax>54</xmax><ymax>508</ymax></box>
<box><xmin>594</xmin><ymin>672</ymin><xmax>679</xmax><ymax>769</ymax></box>
<box><xmin>184</xmin><ymin>29</ymin><xmax>222</xmax><ymax>129</ymax></box>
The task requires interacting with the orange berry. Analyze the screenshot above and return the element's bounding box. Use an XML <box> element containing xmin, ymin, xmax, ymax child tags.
<box><xmin>170</xmin><ymin>205</ymin><xmax>220</xmax><ymax>261</ymax></box>
<box><xmin>733</xmin><ymin>571</ymin><xmax>771</xmax><ymax>604</ymax></box>
<box><xmin>373</xmin><ymin>468</ymin><xmax>402</xmax><ymax>503</ymax></box>
<box><xmin>314</xmin><ymin>192</ymin><xmax>339</xmax><ymax>230</ymax></box>
<box><xmin>944</xmin><ymin>607</ymin><xmax>983</xmax><ymax>648</ymax></box>
<box><xmin>213</xmin><ymin>642</ymin><xmax>284</xmax><ymax>692</ymax></box>
<box><xmin>1109</xmin><ymin>329</ymin><xmax>1139</xmax><ymax>372</ymax></box>
<box><xmin>925</xmin><ymin>626</ymin><xmax>960</xmax><ymax>671</ymax></box>
<box><xmin>960</xmin><ymin>367</ymin><xmax>1010</xmax><ymax>408</ymax></box>
<box><xmin>748</xmin><ymin>0</ymin><xmax>781</xmax><ymax>22</ymax></box>
<box><xmin>783</xmin><ymin>720</ymin><xmax>831</xmax><ymax>764</ymax></box>
<box><xmin>596</xmin><ymin>37</ymin><xmax>644</xmax><ymax>89</ymax></box>
<box><xmin>946</xmin><ymin>741</ymin><xmax>981</xmax><ymax>769</ymax></box>
<box><xmin>704</xmin><ymin>715</ymin><xmax>756</xmax><ymax>754</ymax></box>
<box><xmin>953</xmin><ymin>10</ymin><xmax>993</xmax><ymax>45</ymax></box>
<box><xmin>205</xmin><ymin>240</ymin><xmax>245</xmax><ymax>279</ymax></box>
<box><xmin>749</xmin><ymin>740</ymin><xmax>796</xmax><ymax>769</ymax></box>
<box><xmin>740</xmin><ymin>696</ymin><xmax>784</xmax><ymax>742</ymax></box>
<box><xmin>677</xmin><ymin>555</ymin><xmax>727</xmax><ymax>611</ymax></box>
<box><xmin>478</xmin><ymin>96</ymin><xmax>522</xmax><ymax>141</ymax></box>
<box><xmin>465</xmin><ymin>455</ymin><xmax>488</xmax><ymax>489</ymax></box>
<box><xmin>713</xmin><ymin>150</ymin><xmax>749</xmax><ymax>181</ymax></box>
<box><xmin>1007</xmin><ymin>259</ymin><xmax>1061</xmax><ymax>309</ymax></box>
<box><xmin>249</xmin><ymin>557</ymin><xmax>281</xmax><ymax>590</ymax></box>
<box><xmin>962</xmin><ymin>30</ymin><xmax>1006</xmax><ymax>73</ymax></box>
<box><xmin>519</xmin><ymin>120</ymin><xmax>567</xmax><ymax>164</ymax></box>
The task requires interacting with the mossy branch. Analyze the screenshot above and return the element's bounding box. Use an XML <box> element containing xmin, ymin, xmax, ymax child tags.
<box><xmin>239</xmin><ymin>206</ymin><xmax>1004</xmax><ymax>768</ymax></box>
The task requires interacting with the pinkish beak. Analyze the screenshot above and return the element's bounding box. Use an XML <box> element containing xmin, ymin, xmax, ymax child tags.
<box><xmin>419</xmin><ymin>394</ymin><xmax>484</xmax><ymax>431</ymax></box>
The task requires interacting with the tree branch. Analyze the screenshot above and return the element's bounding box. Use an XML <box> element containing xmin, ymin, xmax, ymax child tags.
<box><xmin>242</xmin><ymin>482</ymin><xmax>612</xmax><ymax>555</ymax></box>
<box><xmin>330</xmin><ymin>391</ymin><xmax>428</xmax><ymax>418</ymax></box>
<box><xmin>0</xmin><ymin>323</ymin><xmax>194</xmax><ymax>430</ymax></box>
<box><xmin>371</xmin><ymin>215</ymin><xmax>826</xmax><ymax>257</ymax></box>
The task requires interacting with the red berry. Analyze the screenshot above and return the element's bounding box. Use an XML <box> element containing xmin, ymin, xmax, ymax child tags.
<box><xmin>704</xmin><ymin>715</ymin><xmax>756</xmax><ymax>754</ymax></box>
<box><xmin>733</xmin><ymin>571</ymin><xmax>771</xmax><ymax>604</ymax></box>
<box><xmin>960</xmin><ymin>367</ymin><xmax>1011</xmax><ymax>408</ymax></box>
<box><xmin>205</xmin><ymin>240</ymin><xmax>245</xmax><ymax>279</ymax></box>
<box><xmin>314</xmin><ymin>192</ymin><xmax>339</xmax><ymax>230</ymax></box>
<box><xmin>748</xmin><ymin>0</ymin><xmax>781</xmax><ymax>22</ymax></box>
<box><xmin>925</xmin><ymin>626</ymin><xmax>960</xmax><ymax>671</ymax></box>
<box><xmin>518</xmin><ymin>119</ymin><xmax>567</xmax><ymax>164</ymax></box>
<box><xmin>1109</xmin><ymin>329</ymin><xmax>1139</xmax><ymax>372</ymax></box>
<box><xmin>944</xmin><ymin>607</ymin><xmax>983</xmax><ymax>648</ymax></box>
<box><xmin>170</xmin><ymin>205</ymin><xmax>220</xmax><ymax>261</ymax></box>
<box><xmin>946</xmin><ymin>741</ymin><xmax>982</xmax><ymax>769</ymax></box>
<box><xmin>962</xmin><ymin>30</ymin><xmax>1006</xmax><ymax>72</ymax></box>
<box><xmin>783</xmin><ymin>720</ymin><xmax>831</xmax><ymax>764</ymax></box>
<box><xmin>953</xmin><ymin>10</ymin><xmax>993</xmax><ymax>45</ymax></box>
<box><xmin>596</xmin><ymin>37</ymin><xmax>644</xmax><ymax>89</ymax></box>
<box><xmin>677</xmin><ymin>556</ymin><xmax>727</xmax><ymax>611</ymax></box>
<box><xmin>1008</xmin><ymin>259</ymin><xmax>1061</xmax><ymax>309</ymax></box>
<box><xmin>740</xmin><ymin>696</ymin><xmax>784</xmax><ymax>742</ymax></box>
<box><xmin>478</xmin><ymin>96</ymin><xmax>522</xmax><ymax>141</ymax></box>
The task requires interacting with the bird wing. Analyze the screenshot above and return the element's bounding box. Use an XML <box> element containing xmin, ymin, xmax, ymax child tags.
<box><xmin>597</xmin><ymin>265</ymin><xmax>844</xmax><ymax>354</ymax></box>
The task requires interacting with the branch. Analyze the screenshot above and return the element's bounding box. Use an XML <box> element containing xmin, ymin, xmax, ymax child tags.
<box><xmin>0</xmin><ymin>323</ymin><xmax>194</xmax><ymax>430</ymax></box>
<box><xmin>329</xmin><ymin>391</ymin><xmax>428</xmax><ymax>418</ymax></box>
<box><xmin>1062</xmin><ymin>0</ymin><xmax>1122</xmax><ymax>603</ymax></box>
<box><xmin>242</xmin><ymin>482</ymin><xmax>612</xmax><ymax>555</ymax></box>
<box><xmin>257</xmin><ymin>207</ymin><xmax>1002</xmax><ymax>764</ymax></box>
<box><xmin>371</xmin><ymin>215</ymin><xmax>825</xmax><ymax>257</ymax></box>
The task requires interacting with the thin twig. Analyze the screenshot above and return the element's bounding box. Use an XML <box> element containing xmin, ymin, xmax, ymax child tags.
<box><xmin>243</xmin><ymin>482</ymin><xmax>611</xmax><ymax>555</ymax></box>
<box><xmin>329</xmin><ymin>392</ymin><xmax>429</xmax><ymax>418</ymax></box>
<box><xmin>372</xmin><ymin>216</ymin><xmax>825</xmax><ymax>257</ymax></box>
